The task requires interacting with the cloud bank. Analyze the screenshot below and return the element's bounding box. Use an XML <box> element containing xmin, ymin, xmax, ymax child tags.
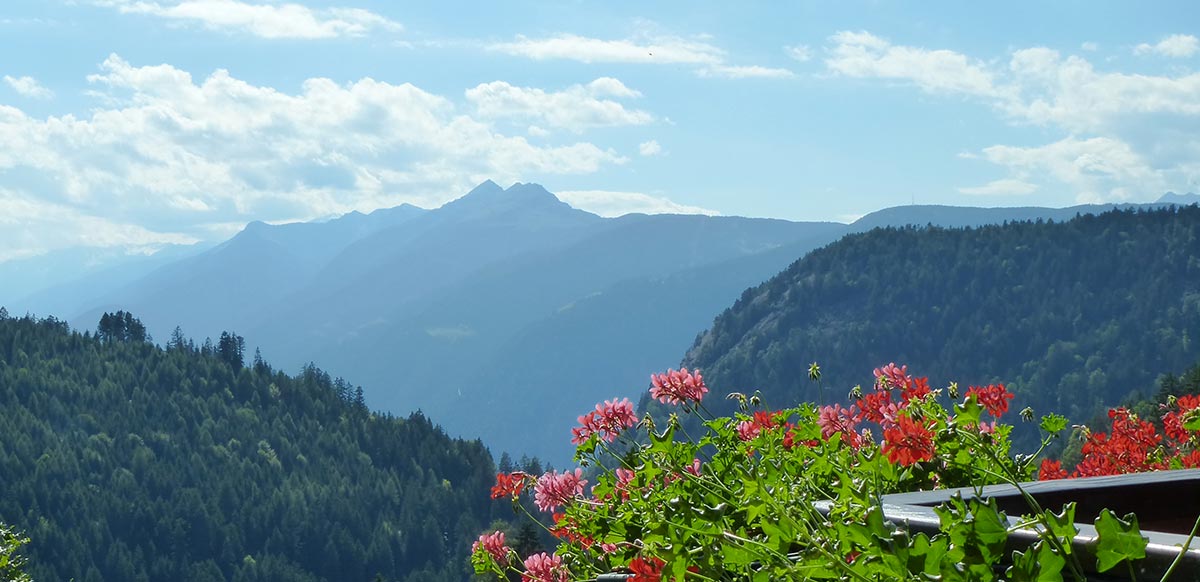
<box><xmin>0</xmin><ymin>55</ymin><xmax>645</xmax><ymax>259</ymax></box>
<box><xmin>824</xmin><ymin>31</ymin><xmax>1200</xmax><ymax>202</ymax></box>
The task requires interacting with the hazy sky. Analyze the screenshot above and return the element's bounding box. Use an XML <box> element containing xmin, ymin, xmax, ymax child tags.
<box><xmin>2</xmin><ymin>1</ymin><xmax>1198</xmax><ymax>260</ymax></box>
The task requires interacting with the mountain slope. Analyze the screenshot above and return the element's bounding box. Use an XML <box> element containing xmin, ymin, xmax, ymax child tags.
<box><xmin>72</xmin><ymin>203</ymin><xmax>426</xmax><ymax>341</ymax></box>
<box><xmin>452</xmin><ymin>228</ymin><xmax>847</xmax><ymax>461</ymax></box>
<box><xmin>681</xmin><ymin>207</ymin><xmax>1200</xmax><ymax>435</ymax></box>
<box><xmin>53</xmin><ymin>182</ymin><xmax>842</xmax><ymax>462</ymax></box>
<box><xmin>1</xmin><ymin>243</ymin><xmax>212</xmax><ymax>318</ymax></box>
<box><xmin>0</xmin><ymin>312</ymin><xmax>499</xmax><ymax>582</ymax></box>
<box><xmin>846</xmin><ymin>201</ymin><xmax>1179</xmax><ymax>232</ymax></box>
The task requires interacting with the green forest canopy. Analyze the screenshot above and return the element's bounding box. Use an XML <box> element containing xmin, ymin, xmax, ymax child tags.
<box><xmin>0</xmin><ymin>310</ymin><xmax>523</xmax><ymax>581</ymax></box>
<box><xmin>680</xmin><ymin>207</ymin><xmax>1200</xmax><ymax>443</ymax></box>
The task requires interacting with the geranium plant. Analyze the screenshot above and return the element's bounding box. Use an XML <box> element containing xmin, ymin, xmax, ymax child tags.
<box><xmin>473</xmin><ymin>365</ymin><xmax>1200</xmax><ymax>581</ymax></box>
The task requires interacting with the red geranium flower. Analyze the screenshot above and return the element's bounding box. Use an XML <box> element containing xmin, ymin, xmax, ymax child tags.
<box><xmin>901</xmin><ymin>376</ymin><xmax>932</xmax><ymax>403</ymax></box>
<box><xmin>966</xmin><ymin>384</ymin><xmax>1014</xmax><ymax>417</ymax></box>
<box><xmin>1037</xmin><ymin>458</ymin><xmax>1068</xmax><ymax>481</ymax></box>
<box><xmin>881</xmin><ymin>415</ymin><xmax>935</xmax><ymax>466</ymax></box>
<box><xmin>628</xmin><ymin>556</ymin><xmax>665</xmax><ymax>582</ymax></box>
<box><xmin>490</xmin><ymin>471</ymin><xmax>527</xmax><ymax>499</ymax></box>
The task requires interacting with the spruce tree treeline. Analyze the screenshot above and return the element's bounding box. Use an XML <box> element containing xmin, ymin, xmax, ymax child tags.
<box><xmin>0</xmin><ymin>311</ymin><xmax>518</xmax><ymax>581</ymax></box>
<box><xmin>679</xmin><ymin>206</ymin><xmax>1200</xmax><ymax>445</ymax></box>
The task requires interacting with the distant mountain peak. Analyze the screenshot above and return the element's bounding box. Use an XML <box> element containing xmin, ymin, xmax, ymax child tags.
<box><xmin>504</xmin><ymin>181</ymin><xmax>559</xmax><ymax>201</ymax></box>
<box><xmin>466</xmin><ymin>179</ymin><xmax>503</xmax><ymax>196</ymax></box>
<box><xmin>1157</xmin><ymin>191</ymin><xmax>1200</xmax><ymax>204</ymax></box>
<box><xmin>444</xmin><ymin>179</ymin><xmax>579</xmax><ymax>217</ymax></box>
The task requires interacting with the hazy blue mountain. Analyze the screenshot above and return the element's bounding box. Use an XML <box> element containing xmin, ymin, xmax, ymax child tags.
<box><xmin>1157</xmin><ymin>191</ymin><xmax>1200</xmax><ymax>205</ymax></box>
<box><xmin>247</xmin><ymin>181</ymin><xmax>607</xmax><ymax>361</ymax></box>
<box><xmin>0</xmin><ymin>243</ymin><xmax>210</xmax><ymax>317</ymax></box>
<box><xmin>847</xmin><ymin>201</ymin><xmax>1180</xmax><ymax>232</ymax></box>
<box><xmin>71</xmin><ymin>202</ymin><xmax>426</xmax><ymax>341</ymax></box>
<box><xmin>33</xmin><ymin>184</ymin><xmax>1200</xmax><ymax>463</ymax></box>
<box><xmin>453</xmin><ymin>230</ymin><xmax>846</xmax><ymax>461</ymax></box>
<box><xmin>50</xmin><ymin>182</ymin><xmax>840</xmax><ymax>462</ymax></box>
<box><xmin>303</xmin><ymin>215</ymin><xmax>846</xmax><ymax>461</ymax></box>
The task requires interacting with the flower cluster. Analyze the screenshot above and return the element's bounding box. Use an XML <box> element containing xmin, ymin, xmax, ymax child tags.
<box><xmin>533</xmin><ymin>468</ymin><xmax>588</xmax><ymax>512</ymax></box>
<box><xmin>817</xmin><ymin>403</ymin><xmax>861</xmax><ymax>447</ymax></box>
<box><xmin>874</xmin><ymin>362</ymin><xmax>912</xmax><ymax>390</ymax></box>
<box><xmin>490</xmin><ymin>471</ymin><xmax>528</xmax><ymax>500</ymax></box>
<box><xmin>472</xmin><ymin>531</ymin><xmax>511</xmax><ymax>567</ymax></box>
<box><xmin>965</xmin><ymin>384</ymin><xmax>1014</xmax><ymax>417</ymax></box>
<box><xmin>522</xmin><ymin>552</ymin><xmax>569</xmax><ymax>582</ymax></box>
<box><xmin>649</xmin><ymin>368</ymin><xmax>707</xmax><ymax>406</ymax></box>
<box><xmin>1040</xmin><ymin>398</ymin><xmax>1200</xmax><ymax>480</ymax></box>
<box><xmin>881</xmin><ymin>415</ymin><xmax>936</xmax><ymax>466</ymax></box>
<box><xmin>735</xmin><ymin>410</ymin><xmax>785</xmax><ymax>441</ymax></box>
<box><xmin>627</xmin><ymin>556</ymin><xmax>665</xmax><ymax>582</ymax></box>
<box><xmin>1163</xmin><ymin>394</ymin><xmax>1200</xmax><ymax>442</ymax></box>
<box><xmin>572</xmin><ymin>398</ymin><xmax>638</xmax><ymax>444</ymax></box>
<box><xmin>473</xmin><ymin>363</ymin><xmax>1177</xmax><ymax>582</ymax></box>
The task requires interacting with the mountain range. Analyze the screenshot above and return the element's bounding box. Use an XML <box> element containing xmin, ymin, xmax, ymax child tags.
<box><xmin>5</xmin><ymin>183</ymin><xmax>1197</xmax><ymax>461</ymax></box>
<box><xmin>675</xmin><ymin>206</ymin><xmax>1200</xmax><ymax>450</ymax></box>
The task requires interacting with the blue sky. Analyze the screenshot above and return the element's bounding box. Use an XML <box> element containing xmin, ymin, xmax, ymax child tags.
<box><xmin>1</xmin><ymin>0</ymin><xmax>1198</xmax><ymax>261</ymax></box>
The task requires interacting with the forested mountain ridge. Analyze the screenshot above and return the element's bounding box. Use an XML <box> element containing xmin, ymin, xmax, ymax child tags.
<box><xmin>845</xmin><ymin>201</ymin><xmax>1182</xmax><ymax>233</ymax></box>
<box><xmin>0</xmin><ymin>311</ymin><xmax>504</xmax><ymax>582</ymax></box>
<box><xmin>47</xmin><ymin>181</ymin><xmax>845</xmax><ymax>462</ymax></box>
<box><xmin>681</xmin><ymin>207</ymin><xmax>1200</xmax><ymax>433</ymax></box>
<box><xmin>9</xmin><ymin>181</ymin><xmax>1194</xmax><ymax>462</ymax></box>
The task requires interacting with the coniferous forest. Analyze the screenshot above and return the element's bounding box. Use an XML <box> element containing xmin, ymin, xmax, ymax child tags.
<box><xmin>0</xmin><ymin>311</ymin><xmax>516</xmax><ymax>581</ymax></box>
<box><xmin>681</xmin><ymin>207</ymin><xmax>1200</xmax><ymax>436</ymax></box>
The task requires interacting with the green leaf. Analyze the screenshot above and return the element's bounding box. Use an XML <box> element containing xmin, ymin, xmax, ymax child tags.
<box><xmin>1093</xmin><ymin>509</ymin><xmax>1147</xmax><ymax>572</ymax></box>
<box><xmin>1041</xmin><ymin>503</ymin><xmax>1078</xmax><ymax>554</ymax></box>
<box><xmin>1182</xmin><ymin>409</ymin><xmax>1200</xmax><ymax>431</ymax></box>
<box><xmin>1007</xmin><ymin>540</ymin><xmax>1066</xmax><ymax>582</ymax></box>
<box><xmin>1039</xmin><ymin>413</ymin><xmax>1068</xmax><ymax>435</ymax></box>
<box><xmin>955</xmin><ymin>396</ymin><xmax>984</xmax><ymax>427</ymax></box>
<box><xmin>970</xmin><ymin>497</ymin><xmax>1010</xmax><ymax>562</ymax></box>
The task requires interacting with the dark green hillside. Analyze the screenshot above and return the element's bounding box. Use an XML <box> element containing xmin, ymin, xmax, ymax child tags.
<box><xmin>682</xmin><ymin>207</ymin><xmax>1200</xmax><ymax>429</ymax></box>
<box><xmin>0</xmin><ymin>311</ymin><xmax>500</xmax><ymax>582</ymax></box>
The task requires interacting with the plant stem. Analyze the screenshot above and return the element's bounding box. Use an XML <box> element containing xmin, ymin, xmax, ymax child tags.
<box><xmin>1159</xmin><ymin>512</ymin><xmax>1200</xmax><ymax>582</ymax></box>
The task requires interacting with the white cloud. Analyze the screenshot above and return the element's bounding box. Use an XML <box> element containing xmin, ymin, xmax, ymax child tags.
<box><xmin>1081</xmin><ymin>41</ymin><xmax>1099</xmax><ymax>52</ymax></box>
<box><xmin>556</xmin><ymin>190</ymin><xmax>720</xmax><ymax>217</ymax></box>
<box><xmin>489</xmin><ymin>33</ymin><xmax>723</xmax><ymax>65</ymax></box>
<box><xmin>825</xmin><ymin>30</ymin><xmax>1009</xmax><ymax>99</ymax></box>
<box><xmin>1134</xmin><ymin>34</ymin><xmax>1199</xmax><ymax>58</ymax></box>
<box><xmin>465</xmin><ymin>78</ymin><xmax>653</xmax><ymax>132</ymax></box>
<box><xmin>489</xmin><ymin>30</ymin><xmax>792</xmax><ymax>80</ymax></box>
<box><xmin>638</xmin><ymin>140</ymin><xmax>662</xmax><ymax>156</ymax></box>
<box><xmin>786</xmin><ymin>45</ymin><xmax>812</xmax><ymax>62</ymax></box>
<box><xmin>0</xmin><ymin>188</ymin><xmax>197</xmax><ymax>259</ymax></box>
<box><xmin>824</xmin><ymin>31</ymin><xmax>1200</xmax><ymax>202</ymax></box>
<box><xmin>697</xmin><ymin>64</ymin><xmax>795</xmax><ymax>79</ymax></box>
<box><xmin>3</xmin><ymin>75</ymin><xmax>53</xmax><ymax>99</ymax></box>
<box><xmin>92</xmin><ymin>0</ymin><xmax>401</xmax><ymax>39</ymax></box>
<box><xmin>957</xmin><ymin>178</ymin><xmax>1038</xmax><ymax>196</ymax></box>
<box><xmin>1006</xmin><ymin>47</ymin><xmax>1200</xmax><ymax>131</ymax></box>
<box><xmin>974</xmin><ymin>137</ymin><xmax>1162</xmax><ymax>203</ymax></box>
<box><xmin>0</xmin><ymin>55</ymin><xmax>630</xmax><ymax>258</ymax></box>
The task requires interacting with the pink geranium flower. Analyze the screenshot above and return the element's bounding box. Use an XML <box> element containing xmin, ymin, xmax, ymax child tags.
<box><xmin>523</xmin><ymin>552</ymin><xmax>569</xmax><ymax>582</ymax></box>
<box><xmin>572</xmin><ymin>398</ymin><xmax>639</xmax><ymax>444</ymax></box>
<box><xmin>650</xmin><ymin>368</ymin><xmax>708</xmax><ymax>405</ymax></box>
<box><xmin>472</xmin><ymin>531</ymin><xmax>510</xmax><ymax>566</ymax></box>
<box><xmin>534</xmin><ymin>469</ymin><xmax>588</xmax><ymax>512</ymax></box>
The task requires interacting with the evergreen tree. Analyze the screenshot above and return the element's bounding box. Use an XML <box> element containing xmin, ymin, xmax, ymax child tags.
<box><xmin>217</xmin><ymin>331</ymin><xmax>246</xmax><ymax>371</ymax></box>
